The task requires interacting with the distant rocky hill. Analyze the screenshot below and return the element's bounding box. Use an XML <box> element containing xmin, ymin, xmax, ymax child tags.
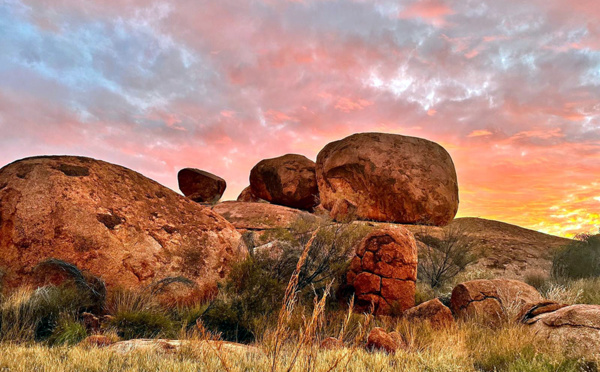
<box><xmin>403</xmin><ymin>217</ymin><xmax>572</xmax><ymax>280</ymax></box>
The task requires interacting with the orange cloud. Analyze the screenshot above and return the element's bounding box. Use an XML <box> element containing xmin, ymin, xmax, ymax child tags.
<box><xmin>400</xmin><ymin>0</ymin><xmax>455</xmax><ymax>26</ymax></box>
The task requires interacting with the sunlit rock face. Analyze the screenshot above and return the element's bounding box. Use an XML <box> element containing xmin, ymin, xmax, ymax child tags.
<box><xmin>0</xmin><ymin>156</ymin><xmax>247</xmax><ymax>301</ymax></box>
<box><xmin>316</xmin><ymin>132</ymin><xmax>459</xmax><ymax>226</ymax></box>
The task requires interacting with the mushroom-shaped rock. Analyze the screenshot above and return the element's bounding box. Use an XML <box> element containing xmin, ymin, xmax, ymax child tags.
<box><xmin>450</xmin><ymin>279</ymin><xmax>542</xmax><ymax>323</ymax></box>
<box><xmin>316</xmin><ymin>133</ymin><xmax>459</xmax><ymax>225</ymax></box>
<box><xmin>178</xmin><ymin>168</ymin><xmax>226</xmax><ymax>203</ymax></box>
<box><xmin>212</xmin><ymin>201</ymin><xmax>318</xmax><ymax>231</ymax></box>
<box><xmin>525</xmin><ymin>305</ymin><xmax>600</xmax><ymax>357</ymax></box>
<box><xmin>0</xmin><ymin>156</ymin><xmax>247</xmax><ymax>300</ymax></box>
<box><xmin>403</xmin><ymin>298</ymin><xmax>455</xmax><ymax>329</ymax></box>
<box><xmin>366</xmin><ymin>327</ymin><xmax>406</xmax><ymax>353</ymax></box>
<box><xmin>347</xmin><ymin>226</ymin><xmax>418</xmax><ymax>315</ymax></box>
<box><xmin>249</xmin><ymin>154</ymin><xmax>319</xmax><ymax>210</ymax></box>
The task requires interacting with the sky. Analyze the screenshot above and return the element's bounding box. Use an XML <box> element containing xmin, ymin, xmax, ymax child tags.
<box><xmin>0</xmin><ymin>0</ymin><xmax>599</xmax><ymax>237</ymax></box>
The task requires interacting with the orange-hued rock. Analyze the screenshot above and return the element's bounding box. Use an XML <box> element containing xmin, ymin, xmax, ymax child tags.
<box><xmin>316</xmin><ymin>133</ymin><xmax>459</xmax><ymax>226</ymax></box>
<box><xmin>450</xmin><ymin>279</ymin><xmax>542</xmax><ymax>323</ymax></box>
<box><xmin>236</xmin><ymin>186</ymin><xmax>265</xmax><ymax>203</ymax></box>
<box><xmin>526</xmin><ymin>305</ymin><xmax>600</xmax><ymax>357</ymax></box>
<box><xmin>108</xmin><ymin>339</ymin><xmax>261</xmax><ymax>355</ymax></box>
<box><xmin>403</xmin><ymin>299</ymin><xmax>455</xmax><ymax>329</ymax></box>
<box><xmin>250</xmin><ymin>154</ymin><xmax>319</xmax><ymax>210</ymax></box>
<box><xmin>0</xmin><ymin>156</ymin><xmax>247</xmax><ymax>297</ymax></box>
<box><xmin>212</xmin><ymin>201</ymin><xmax>318</xmax><ymax>230</ymax></box>
<box><xmin>518</xmin><ymin>301</ymin><xmax>569</xmax><ymax>324</ymax></box>
<box><xmin>347</xmin><ymin>226</ymin><xmax>418</xmax><ymax>315</ymax></box>
<box><xmin>366</xmin><ymin>327</ymin><xmax>406</xmax><ymax>353</ymax></box>
<box><xmin>320</xmin><ymin>337</ymin><xmax>343</xmax><ymax>350</ymax></box>
<box><xmin>177</xmin><ymin>168</ymin><xmax>226</xmax><ymax>203</ymax></box>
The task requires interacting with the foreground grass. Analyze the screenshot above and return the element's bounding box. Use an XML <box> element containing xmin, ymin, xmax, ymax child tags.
<box><xmin>0</xmin><ymin>320</ymin><xmax>597</xmax><ymax>372</ymax></box>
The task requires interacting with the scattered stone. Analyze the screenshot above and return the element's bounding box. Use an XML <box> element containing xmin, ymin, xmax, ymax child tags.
<box><xmin>250</xmin><ymin>154</ymin><xmax>319</xmax><ymax>210</ymax></box>
<box><xmin>450</xmin><ymin>279</ymin><xmax>542</xmax><ymax>323</ymax></box>
<box><xmin>347</xmin><ymin>226</ymin><xmax>418</xmax><ymax>315</ymax></box>
<box><xmin>320</xmin><ymin>337</ymin><xmax>343</xmax><ymax>350</ymax></box>
<box><xmin>526</xmin><ymin>304</ymin><xmax>600</xmax><ymax>357</ymax></box>
<box><xmin>178</xmin><ymin>168</ymin><xmax>226</xmax><ymax>203</ymax></box>
<box><xmin>366</xmin><ymin>327</ymin><xmax>406</xmax><ymax>353</ymax></box>
<box><xmin>316</xmin><ymin>132</ymin><xmax>459</xmax><ymax>225</ymax></box>
<box><xmin>0</xmin><ymin>156</ymin><xmax>247</xmax><ymax>301</ymax></box>
<box><xmin>403</xmin><ymin>298</ymin><xmax>455</xmax><ymax>329</ymax></box>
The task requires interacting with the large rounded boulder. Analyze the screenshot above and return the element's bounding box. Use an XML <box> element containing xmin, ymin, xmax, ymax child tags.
<box><xmin>316</xmin><ymin>133</ymin><xmax>459</xmax><ymax>226</ymax></box>
<box><xmin>177</xmin><ymin>168</ymin><xmax>226</xmax><ymax>204</ymax></box>
<box><xmin>249</xmin><ymin>154</ymin><xmax>319</xmax><ymax>210</ymax></box>
<box><xmin>0</xmin><ymin>156</ymin><xmax>247</xmax><ymax>297</ymax></box>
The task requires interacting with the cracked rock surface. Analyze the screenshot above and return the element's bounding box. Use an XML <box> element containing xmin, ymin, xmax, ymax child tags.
<box><xmin>347</xmin><ymin>226</ymin><xmax>417</xmax><ymax>315</ymax></box>
<box><xmin>0</xmin><ymin>156</ymin><xmax>247</xmax><ymax>300</ymax></box>
<box><xmin>316</xmin><ymin>132</ymin><xmax>459</xmax><ymax>226</ymax></box>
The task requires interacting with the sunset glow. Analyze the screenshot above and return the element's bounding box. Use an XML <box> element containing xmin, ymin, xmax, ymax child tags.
<box><xmin>1</xmin><ymin>0</ymin><xmax>599</xmax><ymax>237</ymax></box>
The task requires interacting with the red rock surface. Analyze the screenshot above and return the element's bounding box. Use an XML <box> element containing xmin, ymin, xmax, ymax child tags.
<box><xmin>316</xmin><ymin>133</ymin><xmax>459</xmax><ymax>225</ymax></box>
<box><xmin>236</xmin><ymin>186</ymin><xmax>264</xmax><ymax>203</ymax></box>
<box><xmin>250</xmin><ymin>154</ymin><xmax>319</xmax><ymax>210</ymax></box>
<box><xmin>366</xmin><ymin>327</ymin><xmax>406</xmax><ymax>353</ymax></box>
<box><xmin>403</xmin><ymin>298</ymin><xmax>455</xmax><ymax>328</ymax></box>
<box><xmin>347</xmin><ymin>226</ymin><xmax>417</xmax><ymax>315</ymax></box>
<box><xmin>450</xmin><ymin>279</ymin><xmax>542</xmax><ymax>323</ymax></box>
<box><xmin>0</xmin><ymin>156</ymin><xmax>247</xmax><ymax>298</ymax></box>
<box><xmin>177</xmin><ymin>168</ymin><xmax>226</xmax><ymax>203</ymax></box>
<box><xmin>212</xmin><ymin>201</ymin><xmax>318</xmax><ymax>230</ymax></box>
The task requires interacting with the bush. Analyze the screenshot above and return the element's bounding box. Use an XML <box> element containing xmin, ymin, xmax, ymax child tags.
<box><xmin>48</xmin><ymin>315</ymin><xmax>87</xmax><ymax>346</ymax></box>
<box><xmin>415</xmin><ymin>225</ymin><xmax>478</xmax><ymax>289</ymax></box>
<box><xmin>524</xmin><ymin>270</ymin><xmax>550</xmax><ymax>291</ymax></box>
<box><xmin>553</xmin><ymin>234</ymin><xmax>600</xmax><ymax>279</ymax></box>
<box><xmin>110</xmin><ymin>311</ymin><xmax>175</xmax><ymax>340</ymax></box>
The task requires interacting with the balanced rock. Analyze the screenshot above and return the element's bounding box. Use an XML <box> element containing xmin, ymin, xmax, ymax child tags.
<box><xmin>212</xmin><ymin>201</ymin><xmax>318</xmax><ymax>231</ymax></box>
<box><xmin>450</xmin><ymin>279</ymin><xmax>542</xmax><ymax>323</ymax></box>
<box><xmin>366</xmin><ymin>327</ymin><xmax>406</xmax><ymax>353</ymax></box>
<box><xmin>236</xmin><ymin>186</ymin><xmax>264</xmax><ymax>203</ymax></box>
<box><xmin>249</xmin><ymin>154</ymin><xmax>319</xmax><ymax>210</ymax></box>
<box><xmin>316</xmin><ymin>133</ymin><xmax>459</xmax><ymax>225</ymax></box>
<box><xmin>403</xmin><ymin>298</ymin><xmax>455</xmax><ymax>329</ymax></box>
<box><xmin>0</xmin><ymin>156</ymin><xmax>246</xmax><ymax>298</ymax></box>
<box><xmin>525</xmin><ymin>305</ymin><xmax>600</xmax><ymax>357</ymax></box>
<box><xmin>347</xmin><ymin>226</ymin><xmax>418</xmax><ymax>315</ymax></box>
<box><xmin>178</xmin><ymin>168</ymin><xmax>226</xmax><ymax>203</ymax></box>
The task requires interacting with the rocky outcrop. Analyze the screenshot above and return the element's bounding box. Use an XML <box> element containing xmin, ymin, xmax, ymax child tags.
<box><xmin>212</xmin><ymin>201</ymin><xmax>318</xmax><ymax>231</ymax></box>
<box><xmin>236</xmin><ymin>186</ymin><xmax>265</xmax><ymax>203</ymax></box>
<box><xmin>450</xmin><ymin>279</ymin><xmax>542</xmax><ymax>323</ymax></box>
<box><xmin>403</xmin><ymin>298</ymin><xmax>455</xmax><ymax>329</ymax></box>
<box><xmin>525</xmin><ymin>305</ymin><xmax>600</xmax><ymax>357</ymax></box>
<box><xmin>316</xmin><ymin>133</ymin><xmax>459</xmax><ymax>225</ymax></box>
<box><xmin>366</xmin><ymin>327</ymin><xmax>406</xmax><ymax>353</ymax></box>
<box><xmin>0</xmin><ymin>156</ymin><xmax>247</xmax><ymax>299</ymax></box>
<box><xmin>177</xmin><ymin>168</ymin><xmax>226</xmax><ymax>203</ymax></box>
<box><xmin>250</xmin><ymin>154</ymin><xmax>319</xmax><ymax>210</ymax></box>
<box><xmin>347</xmin><ymin>226</ymin><xmax>418</xmax><ymax>315</ymax></box>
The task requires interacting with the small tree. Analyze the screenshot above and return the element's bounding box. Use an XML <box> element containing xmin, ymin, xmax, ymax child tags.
<box><xmin>415</xmin><ymin>225</ymin><xmax>478</xmax><ymax>289</ymax></box>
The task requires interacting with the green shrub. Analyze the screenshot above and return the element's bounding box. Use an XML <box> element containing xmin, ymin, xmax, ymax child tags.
<box><xmin>48</xmin><ymin>315</ymin><xmax>87</xmax><ymax>346</ymax></box>
<box><xmin>553</xmin><ymin>234</ymin><xmax>600</xmax><ymax>279</ymax></box>
<box><xmin>110</xmin><ymin>311</ymin><xmax>175</xmax><ymax>340</ymax></box>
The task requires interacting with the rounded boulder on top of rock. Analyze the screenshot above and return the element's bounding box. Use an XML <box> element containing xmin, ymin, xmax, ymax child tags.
<box><xmin>316</xmin><ymin>132</ymin><xmax>459</xmax><ymax>226</ymax></box>
<box><xmin>346</xmin><ymin>226</ymin><xmax>418</xmax><ymax>315</ymax></box>
<box><xmin>0</xmin><ymin>156</ymin><xmax>247</xmax><ymax>301</ymax></box>
<box><xmin>177</xmin><ymin>168</ymin><xmax>226</xmax><ymax>204</ymax></box>
<box><xmin>249</xmin><ymin>154</ymin><xmax>319</xmax><ymax>210</ymax></box>
<box><xmin>450</xmin><ymin>279</ymin><xmax>543</xmax><ymax>324</ymax></box>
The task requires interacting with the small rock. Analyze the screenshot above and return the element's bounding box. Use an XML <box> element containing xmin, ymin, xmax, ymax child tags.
<box><xmin>366</xmin><ymin>327</ymin><xmax>406</xmax><ymax>353</ymax></box>
<box><xmin>403</xmin><ymin>298</ymin><xmax>455</xmax><ymax>329</ymax></box>
<box><xmin>320</xmin><ymin>337</ymin><xmax>343</xmax><ymax>350</ymax></box>
<box><xmin>237</xmin><ymin>186</ymin><xmax>265</xmax><ymax>203</ymax></box>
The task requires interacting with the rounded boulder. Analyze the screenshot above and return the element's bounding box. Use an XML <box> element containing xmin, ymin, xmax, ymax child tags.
<box><xmin>177</xmin><ymin>168</ymin><xmax>226</xmax><ymax>204</ymax></box>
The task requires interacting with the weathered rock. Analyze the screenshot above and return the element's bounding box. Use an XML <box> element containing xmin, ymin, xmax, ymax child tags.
<box><xmin>366</xmin><ymin>327</ymin><xmax>406</xmax><ymax>353</ymax></box>
<box><xmin>80</xmin><ymin>335</ymin><xmax>116</xmax><ymax>348</ymax></box>
<box><xmin>347</xmin><ymin>226</ymin><xmax>418</xmax><ymax>315</ymax></box>
<box><xmin>0</xmin><ymin>156</ymin><xmax>247</xmax><ymax>299</ymax></box>
<box><xmin>450</xmin><ymin>279</ymin><xmax>542</xmax><ymax>323</ymax></box>
<box><xmin>320</xmin><ymin>337</ymin><xmax>343</xmax><ymax>350</ymax></box>
<box><xmin>316</xmin><ymin>132</ymin><xmax>459</xmax><ymax>225</ymax></box>
<box><xmin>212</xmin><ymin>201</ymin><xmax>318</xmax><ymax>231</ymax></box>
<box><xmin>403</xmin><ymin>298</ymin><xmax>455</xmax><ymax>329</ymax></box>
<box><xmin>518</xmin><ymin>301</ymin><xmax>569</xmax><ymax>324</ymax></box>
<box><xmin>236</xmin><ymin>186</ymin><xmax>265</xmax><ymax>203</ymax></box>
<box><xmin>526</xmin><ymin>305</ymin><xmax>600</xmax><ymax>357</ymax></box>
<box><xmin>250</xmin><ymin>154</ymin><xmax>319</xmax><ymax>210</ymax></box>
<box><xmin>108</xmin><ymin>339</ymin><xmax>261</xmax><ymax>355</ymax></box>
<box><xmin>177</xmin><ymin>168</ymin><xmax>226</xmax><ymax>203</ymax></box>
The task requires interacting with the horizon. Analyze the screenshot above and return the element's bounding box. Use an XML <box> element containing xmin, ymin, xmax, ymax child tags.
<box><xmin>1</xmin><ymin>0</ymin><xmax>599</xmax><ymax>237</ymax></box>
